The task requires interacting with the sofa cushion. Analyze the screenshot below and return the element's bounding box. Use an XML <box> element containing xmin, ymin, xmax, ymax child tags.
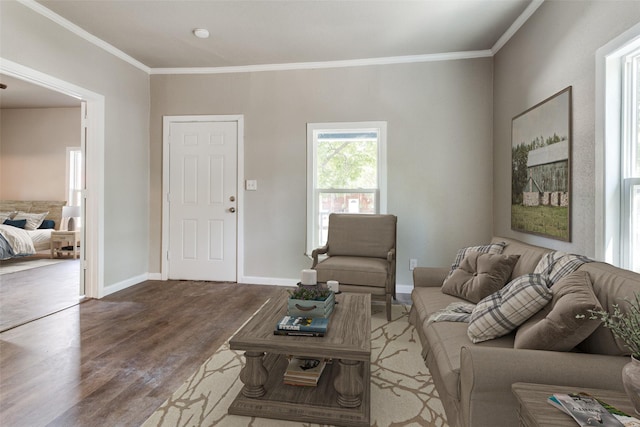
<box><xmin>467</xmin><ymin>274</ymin><xmax>553</xmax><ymax>343</ymax></box>
<box><xmin>514</xmin><ymin>271</ymin><xmax>603</xmax><ymax>351</ymax></box>
<box><xmin>315</xmin><ymin>256</ymin><xmax>387</xmax><ymax>287</ymax></box>
<box><xmin>442</xmin><ymin>252</ymin><xmax>520</xmax><ymax>303</ymax></box>
<box><xmin>446</xmin><ymin>241</ymin><xmax>507</xmax><ymax>280</ymax></box>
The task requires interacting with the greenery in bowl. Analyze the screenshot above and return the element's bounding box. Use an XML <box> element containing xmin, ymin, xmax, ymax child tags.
<box><xmin>289</xmin><ymin>287</ymin><xmax>331</xmax><ymax>301</ymax></box>
<box><xmin>579</xmin><ymin>293</ymin><xmax>640</xmax><ymax>359</ymax></box>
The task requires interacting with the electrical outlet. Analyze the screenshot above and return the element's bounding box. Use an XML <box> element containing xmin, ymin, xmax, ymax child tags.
<box><xmin>245</xmin><ymin>180</ymin><xmax>258</xmax><ymax>191</ymax></box>
<box><xmin>409</xmin><ymin>259</ymin><xmax>417</xmax><ymax>271</ymax></box>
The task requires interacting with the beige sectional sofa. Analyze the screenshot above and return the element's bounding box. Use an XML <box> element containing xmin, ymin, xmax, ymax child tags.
<box><xmin>409</xmin><ymin>236</ymin><xmax>639</xmax><ymax>427</ymax></box>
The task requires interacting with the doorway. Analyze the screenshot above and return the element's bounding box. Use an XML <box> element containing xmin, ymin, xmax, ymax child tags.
<box><xmin>0</xmin><ymin>58</ymin><xmax>105</xmax><ymax>299</ymax></box>
<box><xmin>162</xmin><ymin>115</ymin><xmax>244</xmax><ymax>282</ymax></box>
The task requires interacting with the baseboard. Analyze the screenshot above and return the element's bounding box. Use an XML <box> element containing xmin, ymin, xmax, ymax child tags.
<box><xmin>102</xmin><ymin>273</ymin><xmax>149</xmax><ymax>297</ymax></box>
<box><xmin>102</xmin><ymin>273</ymin><xmax>414</xmax><ymax>298</ymax></box>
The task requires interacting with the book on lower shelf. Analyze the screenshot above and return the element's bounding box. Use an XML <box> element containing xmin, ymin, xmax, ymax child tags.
<box><xmin>283</xmin><ymin>356</ymin><xmax>328</xmax><ymax>387</ymax></box>
<box><xmin>275</xmin><ymin>316</ymin><xmax>328</xmax><ymax>333</ymax></box>
<box><xmin>548</xmin><ymin>392</ymin><xmax>639</xmax><ymax>427</ymax></box>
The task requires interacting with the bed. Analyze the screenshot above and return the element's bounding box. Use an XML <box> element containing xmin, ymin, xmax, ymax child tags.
<box><xmin>0</xmin><ymin>200</ymin><xmax>66</xmax><ymax>260</ymax></box>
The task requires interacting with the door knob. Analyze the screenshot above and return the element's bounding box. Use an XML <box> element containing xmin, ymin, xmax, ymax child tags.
<box><xmin>229</xmin><ymin>207</ymin><xmax>236</xmax><ymax>213</ymax></box>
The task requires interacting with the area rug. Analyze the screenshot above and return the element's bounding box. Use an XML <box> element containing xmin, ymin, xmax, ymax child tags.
<box><xmin>0</xmin><ymin>258</ymin><xmax>64</xmax><ymax>275</ymax></box>
<box><xmin>143</xmin><ymin>303</ymin><xmax>449</xmax><ymax>427</ymax></box>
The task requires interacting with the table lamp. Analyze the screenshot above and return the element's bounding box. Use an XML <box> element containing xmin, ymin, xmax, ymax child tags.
<box><xmin>62</xmin><ymin>205</ymin><xmax>81</xmax><ymax>231</ymax></box>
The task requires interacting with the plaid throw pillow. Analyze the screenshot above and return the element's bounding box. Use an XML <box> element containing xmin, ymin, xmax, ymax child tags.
<box><xmin>467</xmin><ymin>274</ymin><xmax>553</xmax><ymax>343</ymax></box>
<box><xmin>446</xmin><ymin>241</ymin><xmax>507</xmax><ymax>280</ymax></box>
<box><xmin>534</xmin><ymin>251</ymin><xmax>593</xmax><ymax>285</ymax></box>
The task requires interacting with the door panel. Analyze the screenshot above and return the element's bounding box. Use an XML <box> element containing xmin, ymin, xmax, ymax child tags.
<box><xmin>168</xmin><ymin>121</ymin><xmax>237</xmax><ymax>281</ymax></box>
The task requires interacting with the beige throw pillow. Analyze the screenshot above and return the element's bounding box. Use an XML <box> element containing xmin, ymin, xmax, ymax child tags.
<box><xmin>514</xmin><ymin>270</ymin><xmax>603</xmax><ymax>351</ymax></box>
<box><xmin>442</xmin><ymin>252</ymin><xmax>520</xmax><ymax>303</ymax></box>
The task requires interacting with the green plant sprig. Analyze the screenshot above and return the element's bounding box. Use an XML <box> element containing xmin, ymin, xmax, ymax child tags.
<box><xmin>578</xmin><ymin>293</ymin><xmax>640</xmax><ymax>358</ymax></box>
<box><xmin>288</xmin><ymin>287</ymin><xmax>331</xmax><ymax>301</ymax></box>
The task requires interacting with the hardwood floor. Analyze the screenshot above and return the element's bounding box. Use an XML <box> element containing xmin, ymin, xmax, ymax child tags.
<box><xmin>0</xmin><ymin>279</ymin><xmax>411</xmax><ymax>427</ymax></box>
<box><xmin>0</xmin><ymin>280</ymin><xmax>282</xmax><ymax>427</ymax></box>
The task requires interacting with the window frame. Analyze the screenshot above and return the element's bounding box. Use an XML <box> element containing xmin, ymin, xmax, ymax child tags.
<box><xmin>595</xmin><ymin>23</ymin><xmax>640</xmax><ymax>270</ymax></box>
<box><xmin>306</xmin><ymin>121</ymin><xmax>387</xmax><ymax>255</ymax></box>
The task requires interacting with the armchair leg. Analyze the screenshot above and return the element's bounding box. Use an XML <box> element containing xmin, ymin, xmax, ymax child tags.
<box><xmin>386</xmin><ymin>294</ymin><xmax>392</xmax><ymax>321</ymax></box>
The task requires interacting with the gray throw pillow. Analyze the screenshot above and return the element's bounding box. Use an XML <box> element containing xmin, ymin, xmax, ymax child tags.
<box><xmin>442</xmin><ymin>252</ymin><xmax>520</xmax><ymax>303</ymax></box>
<box><xmin>514</xmin><ymin>270</ymin><xmax>603</xmax><ymax>351</ymax></box>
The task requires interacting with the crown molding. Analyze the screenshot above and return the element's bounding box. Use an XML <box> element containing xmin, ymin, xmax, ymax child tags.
<box><xmin>150</xmin><ymin>50</ymin><xmax>494</xmax><ymax>75</ymax></box>
<box><xmin>17</xmin><ymin>0</ymin><xmax>150</xmax><ymax>74</ymax></box>
<box><xmin>491</xmin><ymin>0</ymin><xmax>544</xmax><ymax>54</ymax></box>
<box><xmin>20</xmin><ymin>0</ymin><xmax>540</xmax><ymax>76</ymax></box>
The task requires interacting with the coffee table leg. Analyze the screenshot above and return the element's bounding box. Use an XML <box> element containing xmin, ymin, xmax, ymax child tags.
<box><xmin>334</xmin><ymin>359</ymin><xmax>363</xmax><ymax>408</ymax></box>
<box><xmin>239</xmin><ymin>351</ymin><xmax>268</xmax><ymax>398</ymax></box>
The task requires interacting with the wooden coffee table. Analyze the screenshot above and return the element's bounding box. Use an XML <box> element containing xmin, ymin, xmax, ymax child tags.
<box><xmin>228</xmin><ymin>290</ymin><xmax>371</xmax><ymax>427</ymax></box>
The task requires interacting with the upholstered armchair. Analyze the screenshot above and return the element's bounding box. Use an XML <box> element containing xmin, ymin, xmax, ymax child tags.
<box><xmin>311</xmin><ymin>213</ymin><xmax>397</xmax><ymax>320</ymax></box>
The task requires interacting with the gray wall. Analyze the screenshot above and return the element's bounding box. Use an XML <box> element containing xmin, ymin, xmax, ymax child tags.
<box><xmin>0</xmin><ymin>107</ymin><xmax>80</xmax><ymax>201</ymax></box>
<box><xmin>493</xmin><ymin>0</ymin><xmax>640</xmax><ymax>257</ymax></box>
<box><xmin>1</xmin><ymin>2</ymin><xmax>150</xmax><ymax>288</ymax></box>
<box><xmin>150</xmin><ymin>58</ymin><xmax>495</xmax><ymax>287</ymax></box>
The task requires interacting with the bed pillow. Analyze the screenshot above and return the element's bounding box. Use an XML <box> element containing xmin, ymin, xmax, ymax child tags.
<box><xmin>13</xmin><ymin>211</ymin><xmax>49</xmax><ymax>230</ymax></box>
<box><xmin>3</xmin><ymin>219</ymin><xmax>27</xmax><ymax>229</ymax></box>
<box><xmin>514</xmin><ymin>271</ymin><xmax>603</xmax><ymax>351</ymax></box>
<box><xmin>446</xmin><ymin>241</ymin><xmax>507</xmax><ymax>280</ymax></box>
<box><xmin>467</xmin><ymin>274</ymin><xmax>553</xmax><ymax>343</ymax></box>
<box><xmin>0</xmin><ymin>211</ymin><xmax>16</xmax><ymax>222</ymax></box>
<box><xmin>38</xmin><ymin>219</ymin><xmax>56</xmax><ymax>229</ymax></box>
<box><xmin>442</xmin><ymin>252</ymin><xmax>520</xmax><ymax>303</ymax></box>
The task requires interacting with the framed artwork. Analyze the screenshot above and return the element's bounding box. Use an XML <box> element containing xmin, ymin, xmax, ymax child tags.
<box><xmin>511</xmin><ymin>86</ymin><xmax>572</xmax><ymax>241</ymax></box>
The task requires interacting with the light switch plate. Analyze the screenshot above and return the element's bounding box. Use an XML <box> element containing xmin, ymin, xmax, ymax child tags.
<box><xmin>246</xmin><ymin>180</ymin><xmax>258</xmax><ymax>191</ymax></box>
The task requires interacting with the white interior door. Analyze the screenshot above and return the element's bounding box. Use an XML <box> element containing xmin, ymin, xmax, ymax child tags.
<box><xmin>168</xmin><ymin>120</ymin><xmax>238</xmax><ymax>281</ymax></box>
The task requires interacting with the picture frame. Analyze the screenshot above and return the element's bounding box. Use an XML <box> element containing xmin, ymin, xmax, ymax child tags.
<box><xmin>511</xmin><ymin>86</ymin><xmax>572</xmax><ymax>241</ymax></box>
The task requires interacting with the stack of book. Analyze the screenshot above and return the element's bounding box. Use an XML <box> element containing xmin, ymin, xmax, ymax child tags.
<box><xmin>283</xmin><ymin>356</ymin><xmax>327</xmax><ymax>386</ymax></box>
<box><xmin>274</xmin><ymin>315</ymin><xmax>328</xmax><ymax>337</ymax></box>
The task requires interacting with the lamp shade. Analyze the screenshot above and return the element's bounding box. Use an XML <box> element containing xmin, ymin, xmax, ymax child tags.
<box><xmin>62</xmin><ymin>205</ymin><xmax>81</xmax><ymax>218</ymax></box>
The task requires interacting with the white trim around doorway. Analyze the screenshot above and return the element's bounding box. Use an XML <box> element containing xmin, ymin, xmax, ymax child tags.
<box><xmin>0</xmin><ymin>58</ymin><xmax>105</xmax><ymax>298</ymax></box>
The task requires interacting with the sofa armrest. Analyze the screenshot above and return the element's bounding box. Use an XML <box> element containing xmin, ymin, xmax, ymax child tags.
<box><xmin>459</xmin><ymin>346</ymin><xmax>628</xmax><ymax>427</ymax></box>
<box><xmin>311</xmin><ymin>245</ymin><xmax>328</xmax><ymax>268</ymax></box>
<box><xmin>412</xmin><ymin>267</ymin><xmax>449</xmax><ymax>287</ymax></box>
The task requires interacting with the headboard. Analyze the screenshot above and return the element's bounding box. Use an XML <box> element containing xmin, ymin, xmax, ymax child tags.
<box><xmin>0</xmin><ymin>200</ymin><xmax>67</xmax><ymax>230</ymax></box>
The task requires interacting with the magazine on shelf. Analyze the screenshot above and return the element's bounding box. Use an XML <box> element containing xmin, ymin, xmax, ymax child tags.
<box><xmin>283</xmin><ymin>356</ymin><xmax>327</xmax><ymax>386</ymax></box>
<box><xmin>276</xmin><ymin>316</ymin><xmax>329</xmax><ymax>333</ymax></box>
<box><xmin>547</xmin><ymin>393</ymin><xmax>632</xmax><ymax>427</ymax></box>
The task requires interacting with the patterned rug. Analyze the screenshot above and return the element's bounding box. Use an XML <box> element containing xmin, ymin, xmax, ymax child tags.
<box><xmin>143</xmin><ymin>303</ymin><xmax>448</xmax><ymax>427</ymax></box>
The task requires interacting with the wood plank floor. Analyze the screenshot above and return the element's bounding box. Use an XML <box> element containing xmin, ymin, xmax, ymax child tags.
<box><xmin>0</xmin><ymin>280</ymin><xmax>282</xmax><ymax>427</ymax></box>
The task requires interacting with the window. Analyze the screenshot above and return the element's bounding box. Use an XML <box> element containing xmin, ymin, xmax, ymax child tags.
<box><xmin>66</xmin><ymin>147</ymin><xmax>83</xmax><ymax>227</ymax></box>
<box><xmin>306</xmin><ymin>122</ymin><xmax>387</xmax><ymax>254</ymax></box>
<box><xmin>596</xmin><ymin>24</ymin><xmax>640</xmax><ymax>272</ymax></box>
<box><xmin>622</xmin><ymin>48</ymin><xmax>640</xmax><ymax>271</ymax></box>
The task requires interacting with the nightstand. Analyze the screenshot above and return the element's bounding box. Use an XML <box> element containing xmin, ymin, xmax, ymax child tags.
<box><xmin>50</xmin><ymin>230</ymin><xmax>80</xmax><ymax>259</ymax></box>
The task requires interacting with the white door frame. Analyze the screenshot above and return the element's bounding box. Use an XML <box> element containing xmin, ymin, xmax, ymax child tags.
<box><xmin>1</xmin><ymin>58</ymin><xmax>105</xmax><ymax>298</ymax></box>
<box><xmin>162</xmin><ymin>115</ymin><xmax>244</xmax><ymax>281</ymax></box>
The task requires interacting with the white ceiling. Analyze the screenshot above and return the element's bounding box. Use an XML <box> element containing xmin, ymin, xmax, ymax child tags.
<box><xmin>0</xmin><ymin>74</ymin><xmax>81</xmax><ymax>109</ymax></box>
<box><xmin>2</xmin><ymin>0</ymin><xmax>537</xmax><ymax>108</ymax></box>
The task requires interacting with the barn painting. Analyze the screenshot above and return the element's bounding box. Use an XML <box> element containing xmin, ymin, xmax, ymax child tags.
<box><xmin>511</xmin><ymin>87</ymin><xmax>572</xmax><ymax>241</ymax></box>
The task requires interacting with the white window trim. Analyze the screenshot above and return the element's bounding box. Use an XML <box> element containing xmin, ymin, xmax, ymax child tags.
<box><xmin>306</xmin><ymin>121</ymin><xmax>387</xmax><ymax>255</ymax></box>
<box><xmin>595</xmin><ymin>21</ymin><xmax>640</xmax><ymax>267</ymax></box>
